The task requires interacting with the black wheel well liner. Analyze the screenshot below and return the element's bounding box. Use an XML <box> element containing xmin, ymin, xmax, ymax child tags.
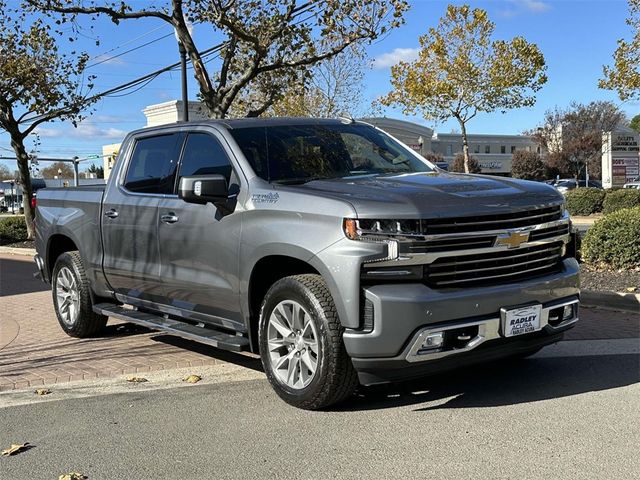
<box><xmin>47</xmin><ymin>234</ymin><xmax>79</xmax><ymax>277</ymax></box>
<box><xmin>248</xmin><ymin>255</ymin><xmax>319</xmax><ymax>352</ymax></box>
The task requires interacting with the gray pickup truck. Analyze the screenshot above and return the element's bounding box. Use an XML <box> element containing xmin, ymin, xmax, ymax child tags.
<box><xmin>35</xmin><ymin>118</ymin><xmax>580</xmax><ymax>409</ymax></box>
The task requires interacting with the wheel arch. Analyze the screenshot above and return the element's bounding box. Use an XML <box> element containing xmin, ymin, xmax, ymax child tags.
<box><xmin>246</xmin><ymin>254</ymin><xmax>320</xmax><ymax>352</ymax></box>
<box><xmin>46</xmin><ymin>233</ymin><xmax>80</xmax><ymax>279</ymax></box>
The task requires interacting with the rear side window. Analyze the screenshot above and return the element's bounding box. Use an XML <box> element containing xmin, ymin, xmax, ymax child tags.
<box><xmin>178</xmin><ymin>133</ymin><xmax>233</xmax><ymax>183</ymax></box>
<box><xmin>124</xmin><ymin>133</ymin><xmax>184</xmax><ymax>194</ymax></box>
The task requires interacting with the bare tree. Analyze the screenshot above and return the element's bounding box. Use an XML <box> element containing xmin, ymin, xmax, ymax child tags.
<box><xmin>32</xmin><ymin>0</ymin><xmax>407</xmax><ymax>118</ymax></box>
<box><xmin>529</xmin><ymin>101</ymin><xmax>627</xmax><ymax>179</ymax></box>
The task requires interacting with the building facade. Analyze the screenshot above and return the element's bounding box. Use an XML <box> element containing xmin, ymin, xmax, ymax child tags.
<box><xmin>362</xmin><ymin>117</ymin><xmax>543</xmax><ymax>176</ymax></box>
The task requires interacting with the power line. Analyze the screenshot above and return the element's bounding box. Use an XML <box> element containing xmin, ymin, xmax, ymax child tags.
<box><xmin>88</xmin><ymin>24</ymin><xmax>168</xmax><ymax>61</ymax></box>
<box><xmin>86</xmin><ymin>32</ymin><xmax>175</xmax><ymax>68</ymax></box>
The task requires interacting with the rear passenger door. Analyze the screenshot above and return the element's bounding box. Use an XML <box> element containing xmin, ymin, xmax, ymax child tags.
<box><xmin>102</xmin><ymin>132</ymin><xmax>184</xmax><ymax>301</ymax></box>
<box><xmin>156</xmin><ymin>130</ymin><xmax>244</xmax><ymax>329</ymax></box>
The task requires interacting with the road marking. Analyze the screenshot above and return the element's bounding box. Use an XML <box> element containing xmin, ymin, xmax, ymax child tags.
<box><xmin>534</xmin><ymin>339</ymin><xmax>639</xmax><ymax>358</ymax></box>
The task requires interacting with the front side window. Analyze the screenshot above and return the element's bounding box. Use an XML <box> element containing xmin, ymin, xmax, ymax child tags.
<box><xmin>178</xmin><ymin>133</ymin><xmax>233</xmax><ymax>183</ymax></box>
<box><xmin>123</xmin><ymin>133</ymin><xmax>183</xmax><ymax>194</ymax></box>
<box><xmin>229</xmin><ymin>124</ymin><xmax>435</xmax><ymax>184</ymax></box>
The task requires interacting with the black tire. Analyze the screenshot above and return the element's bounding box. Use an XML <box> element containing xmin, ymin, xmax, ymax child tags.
<box><xmin>51</xmin><ymin>251</ymin><xmax>107</xmax><ymax>338</ymax></box>
<box><xmin>258</xmin><ymin>274</ymin><xmax>358</xmax><ymax>410</ymax></box>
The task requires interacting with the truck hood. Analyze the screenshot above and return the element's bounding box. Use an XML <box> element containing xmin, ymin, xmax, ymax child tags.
<box><xmin>294</xmin><ymin>171</ymin><xmax>564</xmax><ymax>218</ymax></box>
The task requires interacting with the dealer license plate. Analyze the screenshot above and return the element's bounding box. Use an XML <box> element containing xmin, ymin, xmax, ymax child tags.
<box><xmin>501</xmin><ymin>304</ymin><xmax>542</xmax><ymax>337</ymax></box>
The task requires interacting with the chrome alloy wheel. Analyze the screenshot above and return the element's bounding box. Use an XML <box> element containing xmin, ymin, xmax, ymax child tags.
<box><xmin>55</xmin><ymin>266</ymin><xmax>80</xmax><ymax>326</ymax></box>
<box><xmin>267</xmin><ymin>300</ymin><xmax>319</xmax><ymax>389</ymax></box>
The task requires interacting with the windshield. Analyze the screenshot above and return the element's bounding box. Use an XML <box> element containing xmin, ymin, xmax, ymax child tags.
<box><xmin>229</xmin><ymin>123</ymin><xmax>434</xmax><ymax>184</ymax></box>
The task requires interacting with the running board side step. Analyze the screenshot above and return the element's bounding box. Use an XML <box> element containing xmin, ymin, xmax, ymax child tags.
<box><xmin>93</xmin><ymin>303</ymin><xmax>250</xmax><ymax>352</ymax></box>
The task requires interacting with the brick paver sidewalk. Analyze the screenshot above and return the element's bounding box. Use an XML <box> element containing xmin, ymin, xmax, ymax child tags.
<box><xmin>1</xmin><ymin>253</ymin><xmax>638</xmax><ymax>391</ymax></box>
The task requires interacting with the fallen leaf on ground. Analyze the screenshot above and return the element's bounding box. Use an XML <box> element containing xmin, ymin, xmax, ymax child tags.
<box><xmin>183</xmin><ymin>374</ymin><xmax>202</xmax><ymax>384</ymax></box>
<box><xmin>58</xmin><ymin>473</ymin><xmax>87</xmax><ymax>480</ymax></box>
<box><xmin>626</xmin><ymin>287</ymin><xmax>637</xmax><ymax>292</ymax></box>
<box><xmin>126</xmin><ymin>376</ymin><xmax>148</xmax><ymax>383</ymax></box>
<box><xmin>35</xmin><ymin>388</ymin><xmax>51</xmax><ymax>396</ymax></box>
<box><xmin>1</xmin><ymin>443</ymin><xmax>29</xmax><ymax>456</ymax></box>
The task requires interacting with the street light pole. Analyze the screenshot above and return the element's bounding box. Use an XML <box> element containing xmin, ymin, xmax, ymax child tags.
<box><xmin>174</xmin><ymin>20</ymin><xmax>193</xmax><ymax>123</ymax></box>
<box><xmin>179</xmin><ymin>41</ymin><xmax>189</xmax><ymax>122</ymax></box>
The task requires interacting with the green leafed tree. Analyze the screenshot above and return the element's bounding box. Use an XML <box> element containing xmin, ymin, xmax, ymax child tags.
<box><xmin>33</xmin><ymin>0</ymin><xmax>407</xmax><ymax>119</ymax></box>
<box><xmin>0</xmin><ymin>1</ymin><xmax>93</xmax><ymax>238</ymax></box>
<box><xmin>87</xmin><ymin>163</ymin><xmax>104</xmax><ymax>179</ymax></box>
<box><xmin>380</xmin><ymin>4</ymin><xmax>547</xmax><ymax>173</ymax></box>
<box><xmin>630</xmin><ymin>113</ymin><xmax>640</xmax><ymax>132</ymax></box>
<box><xmin>600</xmin><ymin>0</ymin><xmax>640</xmax><ymax>101</ymax></box>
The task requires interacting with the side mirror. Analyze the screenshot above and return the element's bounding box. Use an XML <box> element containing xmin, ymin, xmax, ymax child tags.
<box><xmin>178</xmin><ymin>175</ymin><xmax>229</xmax><ymax>205</ymax></box>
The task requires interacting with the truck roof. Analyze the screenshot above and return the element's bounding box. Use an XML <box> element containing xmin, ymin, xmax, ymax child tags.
<box><xmin>211</xmin><ymin>117</ymin><xmax>360</xmax><ymax>129</ymax></box>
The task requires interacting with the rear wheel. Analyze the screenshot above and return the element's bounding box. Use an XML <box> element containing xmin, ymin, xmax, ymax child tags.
<box><xmin>52</xmin><ymin>251</ymin><xmax>107</xmax><ymax>337</ymax></box>
<box><xmin>258</xmin><ymin>274</ymin><xmax>358</xmax><ymax>410</ymax></box>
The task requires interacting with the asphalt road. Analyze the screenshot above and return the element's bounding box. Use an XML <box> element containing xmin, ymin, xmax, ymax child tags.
<box><xmin>1</xmin><ymin>349</ymin><xmax>638</xmax><ymax>480</ymax></box>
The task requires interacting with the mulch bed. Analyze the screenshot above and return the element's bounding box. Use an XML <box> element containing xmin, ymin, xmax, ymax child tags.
<box><xmin>0</xmin><ymin>240</ymin><xmax>35</xmax><ymax>249</ymax></box>
<box><xmin>580</xmin><ymin>265</ymin><xmax>640</xmax><ymax>293</ymax></box>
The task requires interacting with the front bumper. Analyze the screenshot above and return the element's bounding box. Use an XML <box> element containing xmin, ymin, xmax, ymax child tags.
<box><xmin>344</xmin><ymin>258</ymin><xmax>580</xmax><ymax>385</ymax></box>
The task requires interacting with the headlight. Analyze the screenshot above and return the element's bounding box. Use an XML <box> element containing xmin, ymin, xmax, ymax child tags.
<box><xmin>343</xmin><ymin>218</ymin><xmax>421</xmax><ymax>240</ymax></box>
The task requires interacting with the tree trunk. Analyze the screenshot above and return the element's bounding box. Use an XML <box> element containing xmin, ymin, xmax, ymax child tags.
<box><xmin>458</xmin><ymin>118</ymin><xmax>471</xmax><ymax>173</ymax></box>
<box><xmin>8</xmin><ymin>129</ymin><xmax>35</xmax><ymax>240</ymax></box>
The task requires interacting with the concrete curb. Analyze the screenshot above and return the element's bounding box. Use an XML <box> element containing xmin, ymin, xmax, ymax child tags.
<box><xmin>0</xmin><ymin>246</ymin><xmax>36</xmax><ymax>256</ymax></box>
<box><xmin>581</xmin><ymin>290</ymin><xmax>640</xmax><ymax>314</ymax></box>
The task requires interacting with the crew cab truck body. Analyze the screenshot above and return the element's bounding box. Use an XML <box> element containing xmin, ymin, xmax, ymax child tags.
<box><xmin>35</xmin><ymin>118</ymin><xmax>579</xmax><ymax>409</ymax></box>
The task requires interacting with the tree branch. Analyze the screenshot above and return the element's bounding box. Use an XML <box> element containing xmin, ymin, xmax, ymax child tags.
<box><xmin>27</xmin><ymin>0</ymin><xmax>172</xmax><ymax>23</ymax></box>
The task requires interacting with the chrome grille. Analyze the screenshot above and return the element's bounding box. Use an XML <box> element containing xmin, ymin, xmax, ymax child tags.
<box><xmin>425</xmin><ymin>242</ymin><xmax>564</xmax><ymax>288</ymax></box>
<box><xmin>423</xmin><ymin>205</ymin><xmax>563</xmax><ymax>235</ymax></box>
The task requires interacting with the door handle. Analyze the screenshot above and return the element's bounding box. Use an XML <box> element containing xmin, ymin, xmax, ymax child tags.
<box><xmin>104</xmin><ymin>209</ymin><xmax>119</xmax><ymax>219</ymax></box>
<box><xmin>160</xmin><ymin>213</ymin><xmax>179</xmax><ymax>224</ymax></box>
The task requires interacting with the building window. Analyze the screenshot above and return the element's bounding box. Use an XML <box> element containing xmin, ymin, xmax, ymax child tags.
<box><xmin>485</xmin><ymin>145</ymin><xmax>490</xmax><ymax>154</ymax></box>
<box><xmin>447</xmin><ymin>144</ymin><xmax>453</xmax><ymax>156</ymax></box>
<box><xmin>511</xmin><ymin>146</ymin><xmax>516</xmax><ymax>154</ymax></box>
<box><xmin>500</xmin><ymin>145</ymin><xmax>506</xmax><ymax>154</ymax></box>
<box><xmin>526</xmin><ymin>146</ymin><xmax>531</xmax><ymax>152</ymax></box>
<box><xmin>474</xmin><ymin>144</ymin><xmax>480</xmax><ymax>154</ymax></box>
<box><xmin>537</xmin><ymin>146</ymin><xmax>541</xmax><ymax>154</ymax></box>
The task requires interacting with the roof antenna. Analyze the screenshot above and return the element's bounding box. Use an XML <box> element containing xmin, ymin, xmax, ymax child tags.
<box><xmin>339</xmin><ymin>113</ymin><xmax>356</xmax><ymax>124</ymax></box>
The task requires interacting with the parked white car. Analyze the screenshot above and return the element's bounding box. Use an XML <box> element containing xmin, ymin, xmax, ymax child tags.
<box><xmin>623</xmin><ymin>177</ymin><xmax>640</xmax><ymax>189</ymax></box>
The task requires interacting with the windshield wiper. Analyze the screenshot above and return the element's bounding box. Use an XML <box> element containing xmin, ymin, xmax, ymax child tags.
<box><xmin>272</xmin><ymin>176</ymin><xmax>330</xmax><ymax>185</ymax></box>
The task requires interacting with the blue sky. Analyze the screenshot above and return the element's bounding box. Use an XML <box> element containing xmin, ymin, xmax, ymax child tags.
<box><xmin>0</xmin><ymin>0</ymin><xmax>637</xmax><ymax>173</ymax></box>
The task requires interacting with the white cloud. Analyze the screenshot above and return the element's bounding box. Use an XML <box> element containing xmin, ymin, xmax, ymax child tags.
<box><xmin>90</xmin><ymin>54</ymin><xmax>127</xmax><ymax>67</ymax></box>
<box><xmin>373</xmin><ymin>48</ymin><xmax>420</xmax><ymax>69</ymax></box>
<box><xmin>510</xmin><ymin>0</ymin><xmax>551</xmax><ymax>13</ymax></box>
<box><xmin>35</xmin><ymin>121</ymin><xmax>127</xmax><ymax>141</ymax></box>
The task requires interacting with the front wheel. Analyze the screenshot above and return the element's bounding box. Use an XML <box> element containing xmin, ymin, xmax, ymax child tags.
<box><xmin>52</xmin><ymin>251</ymin><xmax>107</xmax><ymax>338</ymax></box>
<box><xmin>258</xmin><ymin>274</ymin><xmax>358</xmax><ymax>410</ymax></box>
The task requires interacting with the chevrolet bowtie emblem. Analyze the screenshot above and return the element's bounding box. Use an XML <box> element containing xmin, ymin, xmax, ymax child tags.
<box><xmin>496</xmin><ymin>231</ymin><xmax>529</xmax><ymax>249</ymax></box>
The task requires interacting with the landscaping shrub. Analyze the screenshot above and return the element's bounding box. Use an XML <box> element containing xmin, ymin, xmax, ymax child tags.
<box><xmin>0</xmin><ymin>216</ymin><xmax>27</xmax><ymax>245</ymax></box>
<box><xmin>603</xmin><ymin>188</ymin><xmax>640</xmax><ymax>214</ymax></box>
<box><xmin>565</xmin><ymin>188</ymin><xmax>605</xmax><ymax>216</ymax></box>
<box><xmin>582</xmin><ymin>207</ymin><xmax>640</xmax><ymax>269</ymax></box>
<box><xmin>450</xmin><ymin>153</ymin><xmax>481</xmax><ymax>173</ymax></box>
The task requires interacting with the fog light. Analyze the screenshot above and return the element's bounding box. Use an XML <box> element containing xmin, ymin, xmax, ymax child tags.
<box><xmin>421</xmin><ymin>332</ymin><xmax>444</xmax><ymax>350</ymax></box>
<box><xmin>563</xmin><ymin>304</ymin><xmax>574</xmax><ymax>321</ymax></box>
